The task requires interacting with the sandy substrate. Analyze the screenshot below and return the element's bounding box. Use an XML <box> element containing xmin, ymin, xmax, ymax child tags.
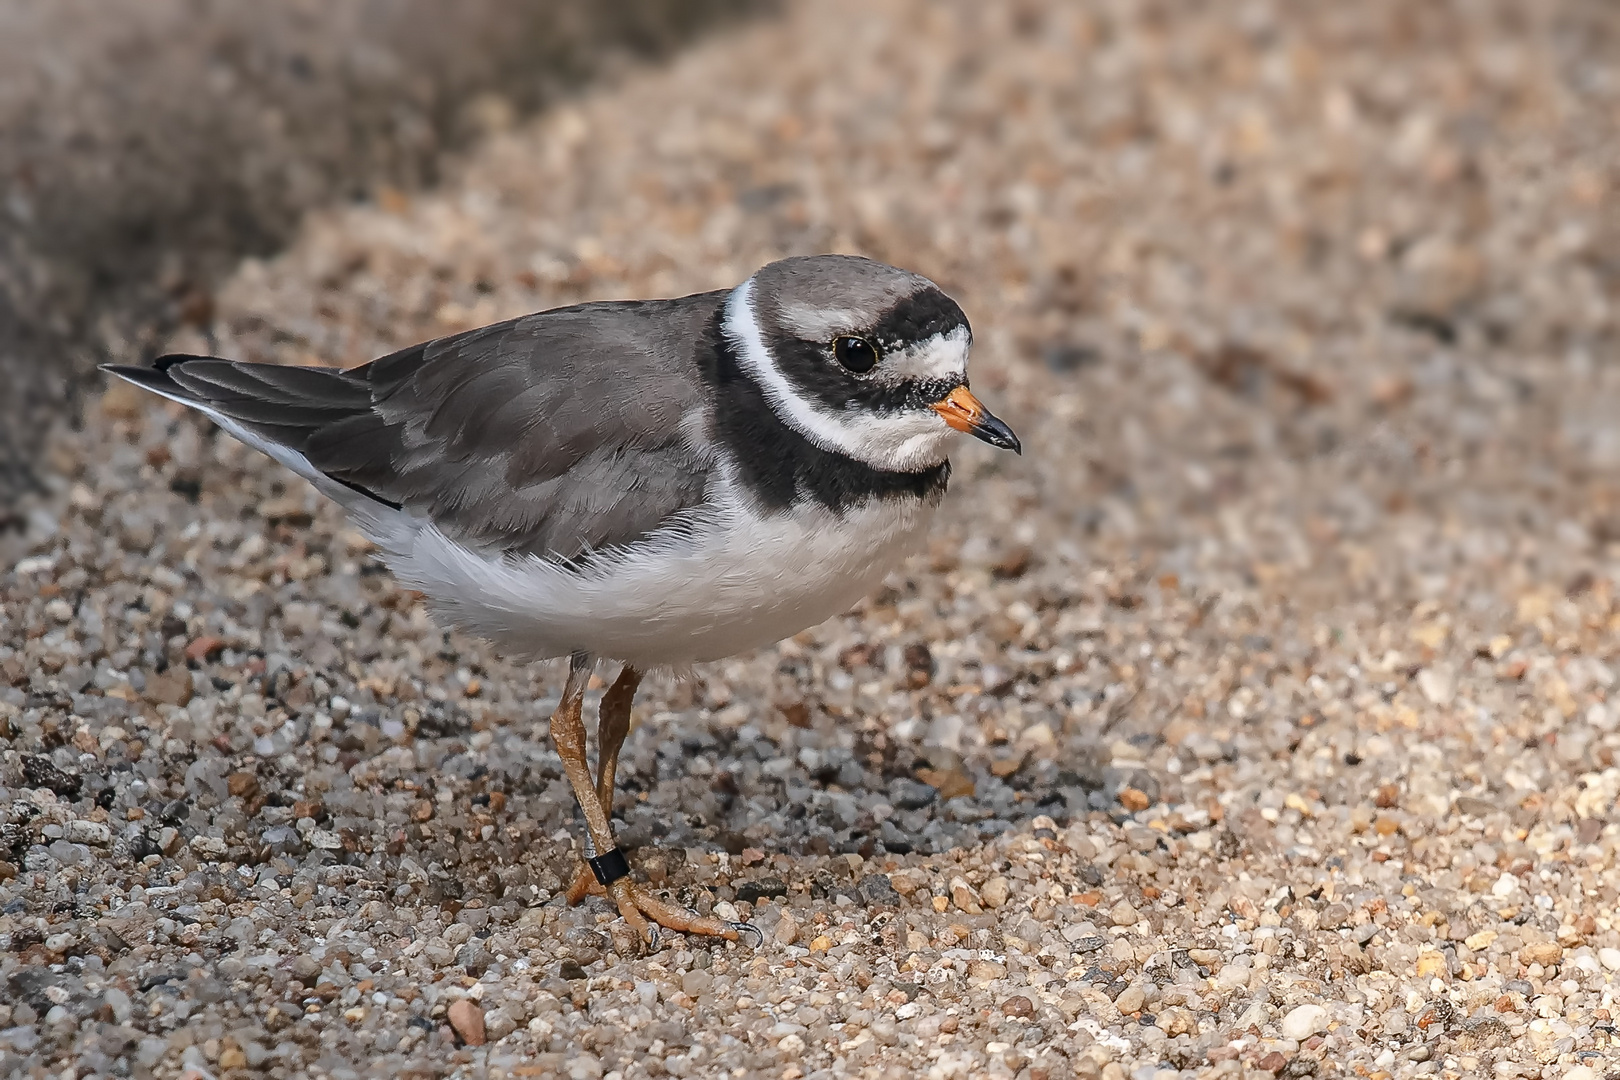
<box><xmin>4</xmin><ymin>1</ymin><xmax>1620</xmax><ymax>1077</ymax></box>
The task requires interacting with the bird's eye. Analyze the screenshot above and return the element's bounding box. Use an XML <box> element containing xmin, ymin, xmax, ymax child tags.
<box><xmin>833</xmin><ymin>336</ymin><xmax>879</xmax><ymax>373</ymax></box>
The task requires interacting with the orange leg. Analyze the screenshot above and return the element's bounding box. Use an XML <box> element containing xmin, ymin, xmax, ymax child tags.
<box><xmin>566</xmin><ymin>665</ymin><xmax>642</xmax><ymax>904</ymax></box>
<box><xmin>556</xmin><ymin>660</ymin><xmax>760</xmax><ymax>948</ymax></box>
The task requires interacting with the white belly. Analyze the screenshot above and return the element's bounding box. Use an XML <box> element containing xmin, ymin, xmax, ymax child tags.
<box><xmin>359</xmin><ymin>477</ymin><xmax>938</xmax><ymax>668</ymax></box>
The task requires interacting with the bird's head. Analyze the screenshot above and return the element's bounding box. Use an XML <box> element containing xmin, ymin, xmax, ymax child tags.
<box><xmin>723</xmin><ymin>254</ymin><xmax>1020</xmax><ymax>472</ymax></box>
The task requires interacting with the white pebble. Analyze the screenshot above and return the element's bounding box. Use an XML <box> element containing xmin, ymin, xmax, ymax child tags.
<box><xmin>103</xmin><ymin>988</ymin><xmax>132</xmax><ymax>1023</ymax></box>
<box><xmin>1416</xmin><ymin>666</ymin><xmax>1454</xmax><ymax>705</ymax></box>
<box><xmin>65</xmin><ymin>820</ymin><xmax>111</xmax><ymax>845</ymax></box>
<box><xmin>1601</xmin><ymin>947</ymin><xmax>1620</xmax><ymax>972</ymax></box>
<box><xmin>1280</xmin><ymin>1003</ymin><xmax>1328</xmax><ymax>1041</ymax></box>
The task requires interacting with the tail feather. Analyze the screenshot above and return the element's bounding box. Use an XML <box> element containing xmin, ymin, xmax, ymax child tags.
<box><xmin>101</xmin><ymin>357</ymin><xmax>402</xmax><ymax>510</ymax></box>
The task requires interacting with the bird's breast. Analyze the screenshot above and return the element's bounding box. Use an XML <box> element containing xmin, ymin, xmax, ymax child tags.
<box><xmin>567</xmin><ymin>478</ymin><xmax>939</xmax><ymax>664</ymax></box>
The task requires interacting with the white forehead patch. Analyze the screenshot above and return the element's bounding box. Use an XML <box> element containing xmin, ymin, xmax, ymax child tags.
<box><xmin>723</xmin><ymin>280</ymin><xmax>958</xmax><ymax>475</ymax></box>
<box><xmin>871</xmin><ymin>325</ymin><xmax>970</xmax><ymax>387</ymax></box>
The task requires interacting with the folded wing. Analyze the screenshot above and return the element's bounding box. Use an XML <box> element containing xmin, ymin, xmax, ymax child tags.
<box><xmin>105</xmin><ymin>295</ymin><xmax>723</xmax><ymax>563</ymax></box>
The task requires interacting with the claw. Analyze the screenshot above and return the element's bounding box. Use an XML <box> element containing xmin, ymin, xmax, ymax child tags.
<box><xmin>730</xmin><ymin>921</ymin><xmax>764</xmax><ymax>949</ymax></box>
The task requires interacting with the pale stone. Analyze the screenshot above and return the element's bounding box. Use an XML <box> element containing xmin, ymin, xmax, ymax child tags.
<box><xmin>1280</xmin><ymin>1003</ymin><xmax>1328</xmax><ymax>1041</ymax></box>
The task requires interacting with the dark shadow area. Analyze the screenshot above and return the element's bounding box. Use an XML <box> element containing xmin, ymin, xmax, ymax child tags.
<box><xmin>0</xmin><ymin>0</ymin><xmax>769</xmax><ymax>505</ymax></box>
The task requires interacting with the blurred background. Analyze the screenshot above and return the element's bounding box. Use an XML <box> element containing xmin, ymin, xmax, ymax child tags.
<box><xmin>5</xmin><ymin>1</ymin><xmax>1620</xmax><ymax>1076</ymax></box>
<box><xmin>0</xmin><ymin>0</ymin><xmax>765</xmax><ymax>509</ymax></box>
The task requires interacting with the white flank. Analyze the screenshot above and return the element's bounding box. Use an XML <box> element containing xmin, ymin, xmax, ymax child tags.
<box><xmin>723</xmin><ymin>279</ymin><xmax>957</xmax><ymax>473</ymax></box>
<box><xmin>357</xmin><ymin>464</ymin><xmax>939</xmax><ymax>668</ymax></box>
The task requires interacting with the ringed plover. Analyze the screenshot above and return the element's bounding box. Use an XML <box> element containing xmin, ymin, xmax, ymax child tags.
<box><xmin>106</xmin><ymin>254</ymin><xmax>1021</xmax><ymax>947</ymax></box>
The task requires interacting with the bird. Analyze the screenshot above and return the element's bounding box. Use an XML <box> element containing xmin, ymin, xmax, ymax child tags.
<box><xmin>104</xmin><ymin>253</ymin><xmax>1021</xmax><ymax>948</ymax></box>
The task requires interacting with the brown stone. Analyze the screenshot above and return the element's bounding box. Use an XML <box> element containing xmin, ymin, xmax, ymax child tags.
<box><xmin>991</xmin><ymin>545</ymin><xmax>1033</xmax><ymax>579</ymax></box>
<box><xmin>142</xmin><ymin>669</ymin><xmax>192</xmax><ymax>707</ymax></box>
<box><xmin>897</xmin><ymin>641</ymin><xmax>934</xmax><ymax>688</ymax></box>
<box><xmin>967</xmin><ymin>959</ymin><xmax>1006</xmax><ymax>982</ymax></box>
<box><xmin>447</xmin><ymin>999</ymin><xmax>486</xmax><ymax>1046</ymax></box>
<box><xmin>1519</xmin><ymin>942</ymin><xmax>1562</xmax><ymax>966</ymax></box>
<box><xmin>917</xmin><ymin>767</ymin><xmax>974</xmax><ymax>801</ymax></box>
<box><xmin>1118</xmin><ymin>786</ymin><xmax>1151</xmax><ymax>812</ymax></box>
<box><xmin>990</xmin><ymin>752</ymin><xmax>1028</xmax><ymax>778</ymax></box>
<box><xmin>185</xmin><ymin>636</ymin><xmax>226</xmax><ymax>663</ymax></box>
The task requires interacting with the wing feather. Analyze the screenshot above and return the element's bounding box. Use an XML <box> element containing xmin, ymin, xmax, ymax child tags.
<box><xmin>106</xmin><ymin>291</ymin><xmax>726</xmax><ymax>562</ymax></box>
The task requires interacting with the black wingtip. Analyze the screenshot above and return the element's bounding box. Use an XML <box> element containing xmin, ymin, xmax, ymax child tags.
<box><xmin>101</xmin><ymin>362</ymin><xmax>194</xmax><ymax>403</ymax></box>
<box><xmin>154</xmin><ymin>353</ymin><xmax>215</xmax><ymax>372</ymax></box>
<box><xmin>101</xmin><ymin>363</ymin><xmax>169</xmax><ymax>383</ymax></box>
<box><xmin>101</xmin><ymin>355</ymin><xmax>216</xmax><ymax>379</ymax></box>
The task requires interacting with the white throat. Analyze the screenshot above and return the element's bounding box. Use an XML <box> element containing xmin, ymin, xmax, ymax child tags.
<box><xmin>721</xmin><ymin>279</ymin><xmax>958</xmax><ymax>473</ymax></box>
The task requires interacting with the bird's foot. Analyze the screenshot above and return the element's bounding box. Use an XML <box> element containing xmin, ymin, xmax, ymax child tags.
<box><xmin>564</xmin><ymin>861</ymin><xmax>601</xmax><ymax>906</ymax></box>
<box><xmin>564</xmin><ymin>861</ymin><xmax>763</xmax><ymax>951</ymax></box>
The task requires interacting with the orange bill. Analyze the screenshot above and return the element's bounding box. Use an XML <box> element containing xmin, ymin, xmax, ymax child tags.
<box><xmin>930</xmin><ymin>386</ymin><xmax>1021</xmax><ymax>453</ymax></box>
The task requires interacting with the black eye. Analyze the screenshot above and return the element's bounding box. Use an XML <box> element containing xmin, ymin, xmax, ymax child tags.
<box><xmin>833</xmin><ymin>336</ymin><xmax>879</xmax><ymax>373</ymax></box>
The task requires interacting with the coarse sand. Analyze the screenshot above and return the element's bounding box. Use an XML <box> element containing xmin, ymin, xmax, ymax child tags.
<box><xmin>4</xmin><ymin>1</ymin><xmax>1620</xmax><ymax>1077</ymax></box>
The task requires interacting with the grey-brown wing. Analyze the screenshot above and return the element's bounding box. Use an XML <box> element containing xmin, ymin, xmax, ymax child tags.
<box><xmin>111</xmin><ymin>292</ymin><xmax>725</xmax><ymax>562</ymax></box>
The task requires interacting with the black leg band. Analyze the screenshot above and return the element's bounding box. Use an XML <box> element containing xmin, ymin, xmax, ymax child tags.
<box><xmin>588</xmin><ymin>848</ymin><xmax>630</xmax><ymax>886</ymax></box>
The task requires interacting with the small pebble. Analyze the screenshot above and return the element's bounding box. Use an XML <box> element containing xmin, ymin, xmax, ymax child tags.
<box><xmin>447</xmin><ymin>1000</ymin><xmax>485</xmax><ymax>1046</ymax></box>
<box><xmin>1001</xmin><ymin>995</ymin><xmax>1034</xmax><ymax>1018</ymax></box>
<box><xmin>1280</xmin><ymin>1003</ymin><xmax>1329</xmax><ymax>1041</ymax></box>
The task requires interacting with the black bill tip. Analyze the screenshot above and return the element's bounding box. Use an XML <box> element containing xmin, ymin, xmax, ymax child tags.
<box><xmin>931</xmin><ymin>386</ymin><xmax>1023</xmax><ymax>455</ymax></box>
<box><xmin>971</xmin><ymin>412</ymin><xmax>1021</xmax><ymax>454</ymax></box>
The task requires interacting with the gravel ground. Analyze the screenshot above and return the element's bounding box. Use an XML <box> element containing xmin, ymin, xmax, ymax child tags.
<box><xmin>5</xmin><ymin>1</ymin><xmax>1620</xmax><ymax>1078</ymax></box>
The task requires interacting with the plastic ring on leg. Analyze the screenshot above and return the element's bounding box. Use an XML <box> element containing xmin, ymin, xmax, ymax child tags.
<box><xmin>588</xmin><ymin>848</ymin><xmax>631</xmax><ymax>887</ymax></box>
